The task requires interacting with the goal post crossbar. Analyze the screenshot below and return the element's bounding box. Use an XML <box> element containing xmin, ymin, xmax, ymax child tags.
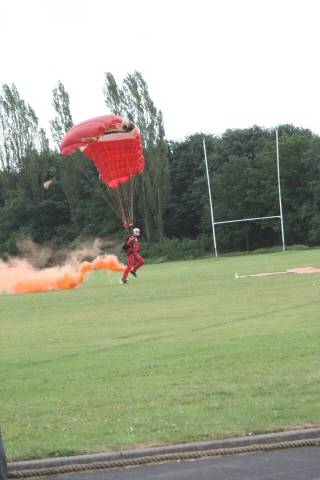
<box><xmin>214</xmin><ymin>215</ymin><xmax>281</xmax><ymax>226</ymax></box>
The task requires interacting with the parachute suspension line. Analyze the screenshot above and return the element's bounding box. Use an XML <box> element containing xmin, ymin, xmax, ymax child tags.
<box><xmin>129</xmin><ymin>162</ymin><xmax>136</xmax><ymax>225</ymax></box>
<box><xmin>76</xmin><ymin>157</ymin><xmax>122</xmax><ymax>220</ymax></box>
<box><xmin>69</xmin><ymin>153</ymin><xmax>124</xmax><ymax>221</ymax></box>
<box><xmin>123</xmin><ymin>147</ymin><xmax>138</xmax><ymax>226</ymax></box>
<box><xmin>121</xmin><ymin>180</ymin><xmax>134</xmax><ymax>226</ymax></box>
<box><xmin>105</xmin><ymin>188</ymin><xmax>126</xmax><ymax>222</ymax></box>
<box><xmin>107</xmin><ymin>147</ymin><xmax>137</xmax><ymax>227</ymax></box>
<box><xmin>129</xmin><ymin>175</ymin><xmax>136</xmax><ymax>225</ymax></box>
<box><xmin>94</xmin><ymin>147</ymin><xmax>129</xmax><ymax>225</ymax></box>
<box><xmin>104</xmin><ymin>184</ymin><xmax>125</xmax><ymax>225</ymax></box>
<box><xmin>116</xmin><ymin>184</ymin><xmax>129</xmax><ymax>225</ymax></box>
<box><xmin>123</xmin><ymin>172</ymin><xmax>135</xmax><ymax>225</ymax></box>
<box><xmin>118</xmin><ymin>184</ymin><xmax>129</xmax><ymax>225</ymax></box>
<box><xmin>83</xmin><ymin>157</ymin><xmax>124</xmax><ymax>222</ymax></box>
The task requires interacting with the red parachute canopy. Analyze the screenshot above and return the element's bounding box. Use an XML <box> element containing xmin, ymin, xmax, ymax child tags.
<box><xmin>60</xmin><ymin>115</ymin><xmax>144</xmax><ymax>188</ymax></box>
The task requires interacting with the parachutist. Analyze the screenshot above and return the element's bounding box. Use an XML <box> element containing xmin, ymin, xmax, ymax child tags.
<box><xmin>122</xmin><ymin>227</ymin><xmax>144</xmax><ymax>283</ymax></box>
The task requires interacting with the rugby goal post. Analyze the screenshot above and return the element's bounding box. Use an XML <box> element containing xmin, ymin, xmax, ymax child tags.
<box><xmin>203</xmin><ymin>128</ymin><xmax>286</xmax><ymax>258</ymax></box>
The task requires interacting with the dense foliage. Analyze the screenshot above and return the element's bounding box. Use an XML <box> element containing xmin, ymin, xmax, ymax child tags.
<box><xmin>1</xmin><ymin>77</ymin><xmax>320</xmax><ymax>260</ymax></box>
<box><xmin>167</xmin><ymin>126</ymin><xmax>320</xmax><ymax>254</ymax></box>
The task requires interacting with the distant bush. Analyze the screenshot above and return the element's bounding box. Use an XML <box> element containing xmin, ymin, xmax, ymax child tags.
<box><xmin>141</xmin><ymin>235</ymin><xmax>214</xmax><ymax>262</ymax></box>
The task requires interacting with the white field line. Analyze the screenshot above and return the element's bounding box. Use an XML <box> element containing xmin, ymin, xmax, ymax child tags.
<box><xmin>234</xmin><ymin>267</ymin><xmax>320</xmax><ymax>279</ymax></box>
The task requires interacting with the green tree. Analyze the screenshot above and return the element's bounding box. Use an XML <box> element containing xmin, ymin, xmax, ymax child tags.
<box><xmin>0</xmin><ymin>84</ymin><xmax>39</xmax><ymax>172</ymax></box>
<box><xmin>275</xmin><ymin>126</ymin><xmax>315</xmax><ymax>245</ymax></box>
<box><xmin>50</xmin><ymin>81</ymin><xmax>82</xmax><ymax>209</ymax></box>
<box><xmin>303</xmin><ymin>138</ymin><xmax>320</xmax><ymax>244</ymax></box>
<box><xmin>50</xmin><ymin>81</ymin><xmax>73</xmax><ymax>147</ymax></box>
<box><xmin>166</xmin><ymin>134</ymin><xmax>212</xmax><ymax>238</ymax></box>
<box><xmin>103</xmin><ymin>73</ymin><xmax>126</xmax><ymax>117</ymax></box>
<box><xmin>0</xmin><ymin>83</ymin><xmax>50</xmax><ymax>204</ymax></box>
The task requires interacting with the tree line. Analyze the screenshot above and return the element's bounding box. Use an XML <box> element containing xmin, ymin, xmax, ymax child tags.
<box><xmin>1</xmin><ymin>72</ymin><xmax>320</xmax><ymax>259</ymax></box>
<box><xmin>169</xmin><ymin>125</ymin><xmax>320</xmax><ymax>253</ymax></box>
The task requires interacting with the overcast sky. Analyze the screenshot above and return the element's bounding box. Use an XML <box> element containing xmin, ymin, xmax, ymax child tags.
<box><xmin>1</xmin><ymin>0</ymin><xmax>320</xmax><ymax>141</ymax></box>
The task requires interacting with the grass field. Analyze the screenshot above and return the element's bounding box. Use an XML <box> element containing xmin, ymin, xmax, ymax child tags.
<box><xmin>1</xmin><ymin>248</ymin><xmax>320</xmax><ymax>460</ymax></box>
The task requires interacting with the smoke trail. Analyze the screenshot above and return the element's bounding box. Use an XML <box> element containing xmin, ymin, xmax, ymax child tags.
<box><xmin>80</xmin><ymin>255</ymin><xmax>126</xmax><ymax>274</ymax></box>
<box><xmin>15</xmin><ymin>237</ymin><xmax>109</xmax><ymax>268</ymax></box>
<box><xmin>0</xmin><ymin>255</ymin><xmax>125</xmax><ymax>295</ymax></box>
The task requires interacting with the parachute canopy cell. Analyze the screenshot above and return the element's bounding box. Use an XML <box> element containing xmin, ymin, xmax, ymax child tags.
<box><xmin>60</xmin><ymin>115</ymin><xmax>144</xmax><ymax>188</ymax></box>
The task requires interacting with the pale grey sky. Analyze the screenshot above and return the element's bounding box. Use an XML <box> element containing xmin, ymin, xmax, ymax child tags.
<box><xmin>1</xmin><ymin>0</ymin><xmax>320</xmax><ymax>141</ymax></box>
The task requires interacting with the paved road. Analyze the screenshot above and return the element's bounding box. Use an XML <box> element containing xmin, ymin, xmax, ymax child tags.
<box><xmin>42</xmin><ymin>447</ymin><xmax>320</xmax><ymax>480</ymax></box>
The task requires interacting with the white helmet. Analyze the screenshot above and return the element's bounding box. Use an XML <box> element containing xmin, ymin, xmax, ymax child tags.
<box><xmin>133</xmin><ymin>227</ymin><xmax>140</xmax><ymax>236</ymax></box>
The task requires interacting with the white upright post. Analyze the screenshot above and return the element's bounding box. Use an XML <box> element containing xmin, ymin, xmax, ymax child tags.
<box><xmin>203</xmin><ymin>138</ymin><xmax>218</xmax><ymax>257</ymax></box>
<box><xmin>276</xmin><ymin>128</ymin><xmax>286</xmax><ymax>252</ymax></box>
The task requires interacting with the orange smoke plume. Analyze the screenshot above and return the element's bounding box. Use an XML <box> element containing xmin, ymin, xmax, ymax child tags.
<box><xmin>80</xmin><ymin>255</ymin><xmax>125</xmax><ymax>275</ymax></box>
<box><xmin>0</xmin><ymin>255</ymin><xmax>125</xmax><ymax>295</ymax></box>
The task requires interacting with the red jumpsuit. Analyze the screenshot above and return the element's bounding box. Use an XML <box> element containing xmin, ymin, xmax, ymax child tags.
<box><xmin>122</xmin><ymin>235</ymin><xmax>144</xmax><ymax>281</ymax></box>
